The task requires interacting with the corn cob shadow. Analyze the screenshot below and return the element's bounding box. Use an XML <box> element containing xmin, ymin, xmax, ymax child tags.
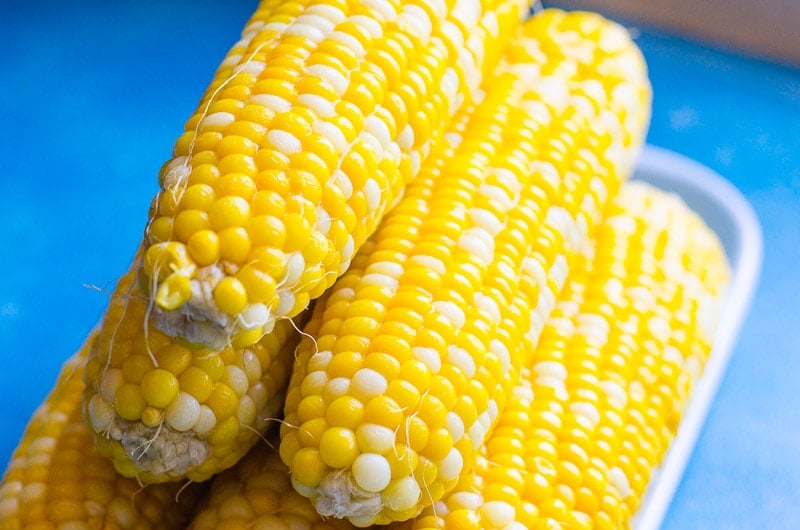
<box><xmin>0</xmin><ymin>333</ymin><xmax>207</xmax><ymax>530</ymax></box>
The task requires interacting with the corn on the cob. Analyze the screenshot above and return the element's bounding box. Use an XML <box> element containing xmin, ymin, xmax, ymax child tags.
<box><xmin>188</xmin><ymin>442</ymin><xmax>355</xmax><ymax>530</ymax></box>
<box><xmin>399</xmin><ymin>180</ymin><xmax>730</xmax><ymax>530</ymax></box>
<box><xmin>0</xmin><ymin>333</ymin><xmax>205</xmax><ymax>530</ymax></box>
<box><xmin>279</xmin><ymin>9</ymin><xmax>651</xmax><ymax>526</ymax></box>
<box><xmin>140</xmin><ymin>0</ymin><xmax>531</xmax><ymax>350</ymax></box>
<box><xmin>82</xmin><ymin>264</ymin><xmax>305</xmax><ymax>483</ymax></box>
<box><xmin>182</xmin><ymin>179</ymin><xmax>729</xmax><ymax>530</ymax></box>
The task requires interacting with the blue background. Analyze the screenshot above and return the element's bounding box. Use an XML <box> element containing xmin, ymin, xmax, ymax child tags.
<box><xmin>1</xmin><ymin>2</ymin><xmax>798</xmax><ymax>528</ymax></box>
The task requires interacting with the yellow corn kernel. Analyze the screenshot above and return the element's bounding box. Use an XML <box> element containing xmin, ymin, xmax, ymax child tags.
<box><xmin>82</xmin><ymin>262</ymin><xmax>307</xmax><ymax>483</ymax></box>
<box><xmin>279</xmin><ymin>8</ymin><xmax>652</xmax><ymax>527</ymax></box>
<box><xmin>140</xmin><ymin>0</ymin><xmax>532</xmax><ymax>351</ymax></box>
<box><xmin>319</xmin><ymin>427</ymin><xmax>359</xmax><ymax>468</ymax></box>
<box><xmin>402</xmin><ymin>179</ymin><xmax>730</xmax><ymax>530</ymax></box>
<box><xmin>187</xmin><ymin>229</ymin><xmax>221</xmax><ymax>266</ymax></box>
<box><xmin>213</xmin><ymin>276</ymin><xmax>249</xmax><ymax>315</ymax></box>
<box><xmin>140</xmin><ymin>368</ymin><xmax>180</xmax><ymax>408</ymax></box>
<box><xmin>148</xmin><ymin>215</ymin><xmax>173</xmax><ymax>242</ymax></box>
<box><xmin>0</xmin><ymin>335</ymin><xmax>204</xmax><ymax>530</ymax></box>
<box><xmin>173</xmin><ymin>209</ymin><xmax>210</xmax><ymax>242</ymax></box>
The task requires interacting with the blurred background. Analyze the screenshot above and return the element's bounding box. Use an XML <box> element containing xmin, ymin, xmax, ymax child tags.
<box><xmin>552</xmin><ymin>0</ymin><xmax>800</xmax><ymax>67</ymax></box>
<box><xmin>1</xmin><ymin>1</ymin><xmax>798</xmax><ymax>528</ymax></box>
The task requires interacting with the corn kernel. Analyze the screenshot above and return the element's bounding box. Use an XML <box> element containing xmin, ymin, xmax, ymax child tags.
<box><xmin>140</xmin><ymin>369</ymin><xmax>180</xmax><ymax>409</ymax></box>
<box><xmin>218</xmin><ymin>226</ymin><xmax>252</xmax><ymax>263</ymax></box>
<box><xmin>209</xmin><ymin>196</ymin><xmax>251</xmax><ymax>230</ymax></box>
<box><xmin>174</xmin><ymin>209</ymin><xmax>211</xmax><ymax>242</ymax></box>
<box><xmin>325</xmin><ymin>396</ymin><xmax>364</xmax><ymax>429</ymax></box>
<box><xmin>352</xmin><ymin>453</ymin><xmax>391</xmax><ymax>493</ymax></box>
<box><xmin>319</xmin><ymin>427</ymin><xmax>358</xmax><ymax>468</ymax></box>
<box><xmin>213</xmin><ymin>277</ymin><xmax>248</xmax><ymax>315</ymax></box>
<box><xmin>179</xmin><ymin>365</ymin><xmax>214</xmax><ymax>403</ymax></box>
<box><xmin>187</xmin><ymin>229</ymin><xmax>221</xmax><ymax>266</ymax></box>
<box><xmin>114</xmin><ymin>383</ymin><xmax>146</xmax><ymax>421</ymax></box>
<box><xmin>291</xmin><ymin>448</ymin><xmax>328</xmax><ymax>488</ymax></box>
<box><xmin>148</xmin><ymin>216</ymin><xmax>173</xmax><ymax>243</ymax></box>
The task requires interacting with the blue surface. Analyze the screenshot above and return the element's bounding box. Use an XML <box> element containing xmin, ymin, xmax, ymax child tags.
<box><xmin>629</xmin><ymin>26</ymin><xmax>800</xmax><ymax>530</ymax></box>
<box><xmin>1</xmin><ymin>2</ymin><xmax>798</xmax><ymax>528</ymax></box>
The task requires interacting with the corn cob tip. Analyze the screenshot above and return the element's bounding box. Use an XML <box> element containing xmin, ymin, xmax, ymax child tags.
<box><xmin>83</xmin><ymin>263</ymin><xmax>303</xmax><ymax>483</ymax></box>
<box><xmin>312</xmin><ymin>477</ymin><xmax>378</xmax><ymax>523</ymax></box>
<box><xmin>87</xmin><ymin>407</ymin><xmax>210</xmax><ymax>479</ymax></box>
<box><xmin>139</xmin><ymin>241</ymin><xmax>271</xmax><ymax>350</ymax></box>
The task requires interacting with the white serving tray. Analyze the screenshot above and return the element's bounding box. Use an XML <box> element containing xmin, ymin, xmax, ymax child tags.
<box><xmin>630</xmin><ymin>146</ymin><xmax>763</xmax><ymax>529</ymax></box>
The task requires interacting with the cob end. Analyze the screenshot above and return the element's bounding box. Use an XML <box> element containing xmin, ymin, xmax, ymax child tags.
<box><xmin>90</xmin><ymin>413</ymin><xmax>210</xmax><ymax>482</ymax></box>
<box><xmin>141</xmin><ymin>252</ymin><xmax>276</xmax><ymax>349</ymax></box>
<box><xmin>313</xmin><ymin>473</ymin><xmax>384</xmax><ymax>524</ymax></box>
<box><xmin>82</xmin><ymin>268</ymin><xmax>302</xmax><ymax>484</ymax></box>
<box><xmin>290</xmin><ymin>463</ymin><xmax>423</xmax><ymax>526</ymax></box>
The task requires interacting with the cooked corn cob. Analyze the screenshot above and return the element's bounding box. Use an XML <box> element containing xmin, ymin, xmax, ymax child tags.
<box><xmin>399</xmin><ymin>180</ymin><xmax>730</xmax><ymax>530</ymax></box>
<box><xmin>182</xmin><ymin>179</ymin><xmax>729</xmax><ymax>530</ymax></box>
<box><xmin>0</xmin><ymin>333</ymin><xmax>205</xmax><ymax>530</ymax></box>
<box><xmin>82</xmin><ymin>264</ymin><xmax>305</xmax><ymax>483</ymax></box>
<box><xmin>279</xmin><ymin>9</ymin><xmax>651</xmax><ymax>526</ymax></box>
<box><xmin>188</xmin><ymin>442</ymin><xmax>355</xmax><ymax>530</ymax></box>
<box><xmin>140</xmin><ymin>0</ymin><xmax>531</xmax><ymax>350</ymax></box>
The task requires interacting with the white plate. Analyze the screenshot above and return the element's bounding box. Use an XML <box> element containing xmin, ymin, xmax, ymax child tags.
<box><xmin>630</xmin><ymin>146</ymin><xmax>763</xmax><ymax>529</ymax></box>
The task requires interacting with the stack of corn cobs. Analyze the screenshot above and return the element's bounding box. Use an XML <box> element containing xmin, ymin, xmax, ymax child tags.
<box><xmin>0</xmin><ymin>2</ymin><xmax>731</xmax><ymax>529</ymax></box>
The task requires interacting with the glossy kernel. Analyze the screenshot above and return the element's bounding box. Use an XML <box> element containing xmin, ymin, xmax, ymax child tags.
<box><xmin>213</xmin><ymin>277</ymin><xmax>248</xmax><ymax>315</ymax></box>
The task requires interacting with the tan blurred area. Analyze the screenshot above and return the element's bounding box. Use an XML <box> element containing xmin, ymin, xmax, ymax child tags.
<box><xmin>547</xmin><ymin>0</ymin><xmax>800</xmax><ymax>67</ymax></box>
